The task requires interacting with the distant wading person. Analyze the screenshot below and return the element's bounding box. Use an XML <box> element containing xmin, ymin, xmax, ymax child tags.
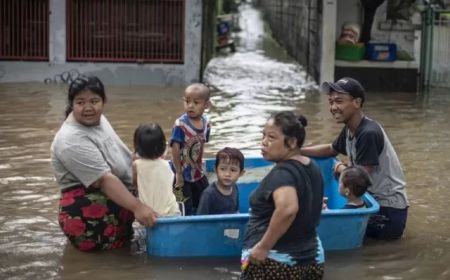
<box><xmin>301</xmin><ymin>77</ymin><xmax>408</xmax><ymax>240</ymax></box>
<box><xmin>51</xmin><ymin>75</ymin><xmax>157</xmax><ymax>251</ymax></box>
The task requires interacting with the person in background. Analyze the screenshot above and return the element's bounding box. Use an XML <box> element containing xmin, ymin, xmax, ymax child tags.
<box><xmin>301</xmin><ymin>77</ymin><xmax>408</xmax><ymax>240</ymax></box>
<box><xmin>132</xmin><ymin>123</ymin><xmax>180</xmax><ymax>216</ymax></box>
<box><xmin>197</xmin><ymin>147</ymin><xmax>244</xmax><ymax>215</ymax></box>
<box><xmin>51</xmin><ymin>75</ymin><xmax>156</xmax><ymax>251</ymax></box>
<box><xmin>241</xmin><ymin>111</ymin><xmax>324</xmax><ymax>280</ymax></box>
<box><xmin>170</xmin><ymin>83</ymin><xmax>211</xmax><ymax>215</ymax></box>
<box><xmin>338</xmin><ymin>165</ymin><xmax>372</xmax><ymax>209</ymax></box>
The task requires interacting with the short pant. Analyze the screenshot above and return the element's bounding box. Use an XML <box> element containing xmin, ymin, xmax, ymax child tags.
<box><xmin>366</xmin><ymin>206</ymin><xmax>408</xmax><ymax>240</ymax></box>
<box><xmin>174</xmin><ymin>176</ymin><xmax>208</xmax><ymax>215</ymax></box>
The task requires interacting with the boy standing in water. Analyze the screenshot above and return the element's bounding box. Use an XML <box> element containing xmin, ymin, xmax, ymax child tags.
<box><xmin>170</xmin><ymin>83</ymin><xmax>211</xmax><ymax>215</ymax></box>
<box><xmin>197</xmin><ymin>147</ymin><xmax>245</xmax><ymax>215</ymax></box>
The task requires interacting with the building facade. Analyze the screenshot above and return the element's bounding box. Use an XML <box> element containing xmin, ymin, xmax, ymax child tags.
<box><xmin>0</xmin><ymin>0</ymin><xmax>205</xmax><ymax>86</ymax></box>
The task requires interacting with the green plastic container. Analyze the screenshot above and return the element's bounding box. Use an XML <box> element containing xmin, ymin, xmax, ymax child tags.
<box><xmin>335</xmin><ymin>42</ymin><xmax>365</xmax><ymax>61</ymax></box>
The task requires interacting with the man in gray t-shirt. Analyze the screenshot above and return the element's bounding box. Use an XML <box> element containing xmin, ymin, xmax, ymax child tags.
<box><xmin>301</xmin><ymin>77</ymin><xmax>408</xmax><ymax>240</ymax></box>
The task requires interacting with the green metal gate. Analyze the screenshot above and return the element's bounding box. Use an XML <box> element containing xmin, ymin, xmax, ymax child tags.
<box><xmin>420</xmin><ymin>7</ymin><xmax>450</xmax><ymax>90</ymax></box>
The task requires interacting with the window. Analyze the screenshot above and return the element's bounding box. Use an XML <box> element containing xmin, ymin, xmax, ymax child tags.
<box><xmin>66</xmin><ymin>0</ymin><xmax>185</xmax><ymax>63</ymax></box>
<box><xmin>0</xmin><ymin>0</ymin><xmax>49</xmax><ymax>61</ymax></box>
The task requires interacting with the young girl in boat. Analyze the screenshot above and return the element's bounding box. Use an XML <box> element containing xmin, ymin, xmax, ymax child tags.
<box><xmin>338</xmin><ymin>165</ymin><xmax>372</xmax><ymax>209</ymax></box>
<box><xmin>197</xmin><ymin>147</ymin><xmax>244</xmax><ymax>215</ymax></box>
<box><xmin>133</xmin><ymin>123</ymin><xmax>180</xmax><ymax>216</ymax></box>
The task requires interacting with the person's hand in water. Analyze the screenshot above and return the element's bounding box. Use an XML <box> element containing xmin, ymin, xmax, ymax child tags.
<box><xmin>249</xmin><ymin>242</ymin><xmax>269</xmax><ymax>265</ymax></box>
<box><xmin>134</xmin><ymin>204</ymin><xmax>158</xmax><ymax>227</ymax></box>
<box><xmin>322</xmin><ymin>197</ymin><xmax>328</xmax><ymax>210</ymax></box>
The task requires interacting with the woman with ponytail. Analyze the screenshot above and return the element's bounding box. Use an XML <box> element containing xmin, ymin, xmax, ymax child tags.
<box><xmin>240</xmin><ymin>111</ymin><xmax>325</xmax><ymax>280</ymax></box>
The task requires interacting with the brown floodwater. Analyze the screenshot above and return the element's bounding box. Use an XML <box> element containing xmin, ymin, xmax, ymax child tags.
<box><xmin>1</xmin><ymin>3</ymin><xmax>450</xmax><ymax>280</ymax></box>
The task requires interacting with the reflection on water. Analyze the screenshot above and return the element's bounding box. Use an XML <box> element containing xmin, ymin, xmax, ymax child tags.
<box><xmin>1</xmin><ymin>3</ymin><xmax>450</xmax><ymax>280</ymax></box>
<box><xmin>205</xmin><ymin>50</ymin><xmax>317</xmax><ymax>153</ymax></box>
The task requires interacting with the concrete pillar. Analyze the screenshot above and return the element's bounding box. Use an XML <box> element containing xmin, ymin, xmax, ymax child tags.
<box><xmin>49</xmin><ymin>0</ymin><xmax>66</xmax><ymax>64</ymax></box>
<box><xmin>184</xmin><ymin>0</ymin><xmax>203</xmax><ymax>84</ymax></box>
<box><xmin>320</xmin><ymin>0</ymin><xmax>337</xmax><ymax>83</ymax></box>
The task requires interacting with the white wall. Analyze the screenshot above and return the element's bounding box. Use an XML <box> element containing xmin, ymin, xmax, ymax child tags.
<box><xmin>370</xmin><ymin>1</ymin><xmax>416</xmax><ymax>55</ymax></box>
<box><xmin>320</xmin><ymin>0</ymin><xmax>337</xmax><ymax>83</ymax></box>
<box><xmin>336</xmin><ymin>0</ymin><xmax>361</xmax><ymax>39</ymax></box>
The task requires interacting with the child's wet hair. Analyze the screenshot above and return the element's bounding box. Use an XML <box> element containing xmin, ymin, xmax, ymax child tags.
<box><xmin>184</xmin><ymin>83</ymin><xmax>210</xmax><ymax>100</ymax></box>
<box><xmin>66</xmin><ymin>75</ymin><xmax>105</xmax><ymax>117</ymax></box>
<box><xmin>215</xmin><ymin>147</ymin><xmax>245</xmax><ymax>171</ymax></box>
<box><xmin>133</xmin><ymin>123</ymin><xmax>166</xmax><ymax>159</ymax></box>
<box><xmin>341</xmin><ymin>166</ymin><xmax>372</xmax><ymax>197</ymax></box>
<box><xmin>271</xmin><ymin>111</ymin><xmax>308</xmax><ymax>148</ymax></box>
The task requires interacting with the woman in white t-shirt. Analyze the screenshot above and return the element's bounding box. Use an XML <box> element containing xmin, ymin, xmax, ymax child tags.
<box><xmin>51</xmin><ymin>75</ymin><xmax>157</xmax><ymax>251</ymax></box>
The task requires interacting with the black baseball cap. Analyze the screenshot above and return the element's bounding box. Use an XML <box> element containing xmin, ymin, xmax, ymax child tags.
<box><xmin>321</xmin><ymin>77</ymin><xmax>365</xmax><ymax>103</ymax></box>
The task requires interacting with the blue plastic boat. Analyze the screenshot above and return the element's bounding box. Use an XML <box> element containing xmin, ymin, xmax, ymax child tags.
<box><xmin>146</xmin><ymin>156</ymin><xmax>379</xmax><ymax>257</ymax></box>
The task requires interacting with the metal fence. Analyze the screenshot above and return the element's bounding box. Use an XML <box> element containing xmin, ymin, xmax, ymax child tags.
<box><xmin>66</xmin><ymin>0</ymin><xmax>185</xmax><ymax>63</ymax></box>
<box><xmin>257</xmin><ymin>0</ymin><xmax>322</xmax><ymax>81</ymax></box>
<box><xmin>420</xmin><ymin>8</ymin><xmax>450</xmax><ymax>89</ymax></box>
<box><xmin>0</xmin><ymin>0</ymin><xmax>49</xmax><ymax>61</ymax></box>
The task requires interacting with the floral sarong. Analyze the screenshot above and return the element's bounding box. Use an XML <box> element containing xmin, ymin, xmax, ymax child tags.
<box><xmin>58</xmin><ymin>185</ymin><xmax>134</xmax><ymax>251</ymax></box>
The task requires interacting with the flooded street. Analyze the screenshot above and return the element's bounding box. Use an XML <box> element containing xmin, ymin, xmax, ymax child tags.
<box><xmin>1</xmin><ymin>3</ymin><xmax>450</xmax><ymax>280</ymax></box>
